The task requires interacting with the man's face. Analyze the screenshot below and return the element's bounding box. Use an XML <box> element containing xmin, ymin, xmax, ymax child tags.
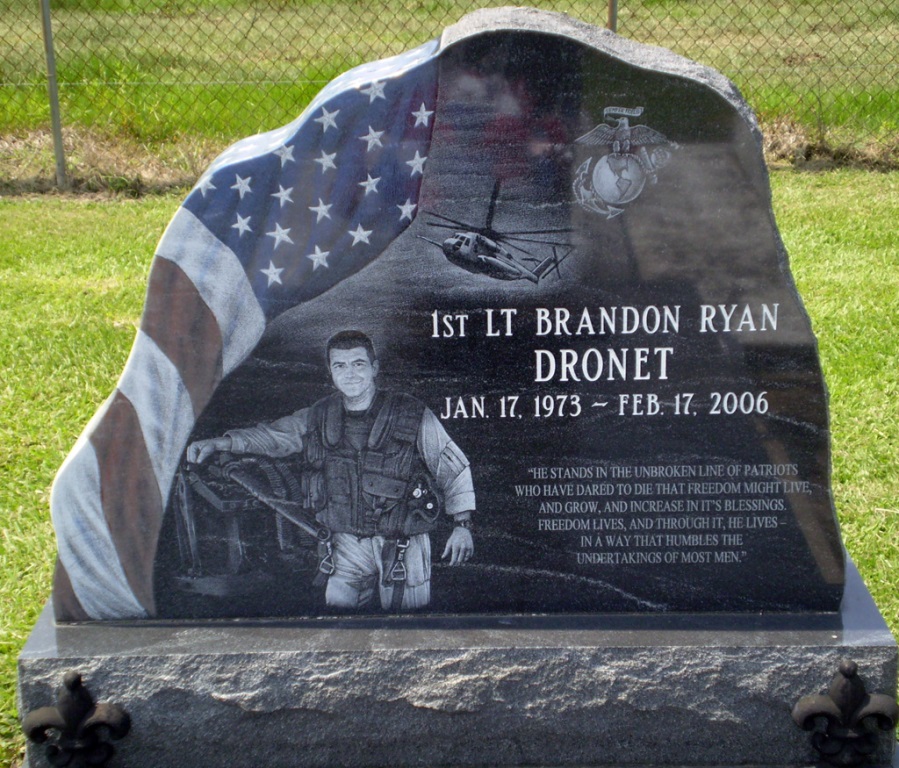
<box><xmin>329</xmin><ymin>346</ymin><xmax>378</xmax><ymax>401</ymax></box>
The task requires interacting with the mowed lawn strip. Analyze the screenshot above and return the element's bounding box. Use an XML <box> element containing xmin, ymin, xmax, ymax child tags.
<box><xmin>1</xmin><ymin>0</ymin><xmax>895</xmax><ymax>141</ymax></box>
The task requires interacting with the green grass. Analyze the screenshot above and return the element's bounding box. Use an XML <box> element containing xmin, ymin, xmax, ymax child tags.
<box><xmin>0</xmin><ymin>169</ymin><xmax>897</xmax><ymax>765</ymax></box>
<box><xmin>0</xmin><ymin>194</ymin><xmax>176</xmax><ymax>765</ymax></box>
<box><xmin>771</xmin><ymin>170</ymin><xmax>899</xmax><ymax>619</ymax></box>
<box><xmin>1</xmin><ymin>0</ymin><xmax>897</xmax><ymax>146</ymax></box>
<box><xmin>2</xmin><ymin>0</ymin><xmax>896</xmax><ymax>192</ymax></box>
<box><xmin>620</xmin><ymin>0</ymin><xmax>899</xmax><ymax>138</ymax></box>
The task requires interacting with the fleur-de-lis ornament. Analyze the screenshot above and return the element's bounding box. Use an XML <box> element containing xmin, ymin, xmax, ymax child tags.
<box><xmin>792</xmin><ymin>659</ymin><xmax>899</xmax><ymax>766</ymax></box>
<box><xmin>22</xmin><ymin>670</ymin><xmax>130</xmax><ymax>767</ymax></box>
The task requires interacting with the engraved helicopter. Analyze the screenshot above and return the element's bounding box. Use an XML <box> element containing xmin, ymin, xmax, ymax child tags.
<box><xmin>418</xmin><ymin>180</ymin><xmax>573</xmax><ymax>283</ymax></box>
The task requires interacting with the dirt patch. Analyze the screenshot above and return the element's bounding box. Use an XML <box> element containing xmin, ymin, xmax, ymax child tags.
<box><xmin>762</xmin><ymin>118</ymin><xmax>899</xmax><ymax>172</ymax></box>
<box><xmin>0</xmin><ymin>127</ymin><xmax>223</xmax><ymax>196</ymax></box>
<box><xmin>2</xmin><ymin>121</ymin><xmax>897</xmax><ymax>197</ymax></box>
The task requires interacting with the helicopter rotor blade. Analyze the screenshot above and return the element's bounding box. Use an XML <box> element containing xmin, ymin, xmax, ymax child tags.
<box><xmin>554</xmin><ymin>246</ymin><xmax>575</xmax><ymax>276</ymax></box>
<box><xmin>424</xmin><ymin>221</ymin><xmax>464</xmax><ymax>232</ymax></box>
<box><xmin>423</xmin><ymin>211</ymin><xmax>477</xmax><ymax>229</ymax></box>
<box><xmin>500</xmin><ymin>226</ymin><xmax>574</xmax><ymax>236</ymax></box>
<box><xmin>500</xmin><ymin>235</ymin><xmax>573</xmax><ymax>247</ymax></box>
<box><xmin>531</xmin><ymin>245</ymin><xmax>575</xmax><ymax>282</ymax></box>
<box><xmin>416</xmin><ymin>235</ymin><xmax>445</xmax><ymax>250</ymax></box>
<box><xmin>550</xmin><ymin>246</ymin><xmax>563</xmax><ymax>280</ymax></box>
<box><xmin>484</xmin><ymin>179</ymin><xmax>501</xmax><ymax>231</ymax></box>
<box><xmin>503</xmin><ymin>240</ymin><xmax>534</xmax><ymax>257</ymax></box>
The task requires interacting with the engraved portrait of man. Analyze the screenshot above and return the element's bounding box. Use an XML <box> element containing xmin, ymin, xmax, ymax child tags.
<box><xmin>187</xmin><ymin>329</ymin><xmax>475</xmax><ymax>612</ymax></box>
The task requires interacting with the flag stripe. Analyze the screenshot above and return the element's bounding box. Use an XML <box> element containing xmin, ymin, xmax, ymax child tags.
<box><xmin>52</xmin><ymin>40</ymin><xmax>443</xmax><ymax>620</ymax></box>
<box><xmin>117</xmin><ymin>330</ymin><xmax>196</xmax><ymax>508</ymax></box>
<box><xmin>89</xmin><ymin>389</ymin><xmax>165</xmax><ymax>615</ymax></box>
<box><xmin>52</xmin><ymin>558</ymin><xmax>90</xmax><ymax>622</ymax></box>
<box><xmin>52</xmin><ymin>435</ymin><xmax>147</xmax><ymax>619</ymax></box>
<box><xmin>156</xmin><ymin>207</ymin><xmax>266</xmax><ymax>375</ymax></box>
<box><xmin>141</xmin><ymin>257</ymin><xmax>224</xmax><ymax>419</ymax></box>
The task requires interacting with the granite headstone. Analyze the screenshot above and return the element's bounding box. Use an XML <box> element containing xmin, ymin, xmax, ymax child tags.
<box><xmin>19</xmin><ymin>9</ymin><xmax>897</xmax><ymax>768</ymax></box>
<box><xmin>47</xmin><ymin>8</ymin><xmax>846</xmax><ymax>623</ymax></box>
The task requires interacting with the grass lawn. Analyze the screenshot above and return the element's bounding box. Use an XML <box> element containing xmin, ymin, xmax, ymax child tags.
<box><xmin>772</xmin><ymin>170</ymin><xmax>899</xmax><ymax>619</ymax></box>
<box><xmin>0</xmin><ymin>168</ymin><xmax>897</xmax><ymax>765</ymax></box>
<box><xmin>2</xmin><ymin>1</ymin><xmax>896</xmax><ymax>195</ymax></box>
<box><xmin>2</xmin><ymin>0</ymin><xmax>896</xmax><ymax>167</ymax></box>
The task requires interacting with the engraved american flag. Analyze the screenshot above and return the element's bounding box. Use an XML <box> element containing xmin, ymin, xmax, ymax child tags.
<box><xmin>51</xmin><ymin>41</ymin><xmax>440</xmax><ymax>620</ymax></box>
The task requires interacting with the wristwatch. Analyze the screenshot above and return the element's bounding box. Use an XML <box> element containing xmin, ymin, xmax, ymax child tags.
<box><xmin>454</xmin><ymin>518</ymin><xmax>473</xmax><ymax>531</ymax></box>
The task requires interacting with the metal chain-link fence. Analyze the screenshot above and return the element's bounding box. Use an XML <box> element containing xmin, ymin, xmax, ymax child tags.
<box><xmin>2</xmin><ymin>0</ymin><xmax>897</xmax><ymax>189</ymax></box>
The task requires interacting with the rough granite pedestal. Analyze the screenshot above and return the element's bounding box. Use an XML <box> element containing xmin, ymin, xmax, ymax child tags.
<box><xmin>18</xmin><ymin>557</ymin><xmax>897</xmax><ymax>768</ymax></box>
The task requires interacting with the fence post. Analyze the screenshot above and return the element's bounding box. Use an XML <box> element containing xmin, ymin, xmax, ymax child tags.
<box><xmin>607</xmin><ymin>0</ymin><xmax>618</xmax><ymax>32</ymax></box>
<box><xmin>39</xmin><ymin>0</ymin><xmax>68</xmax><ymax>189</ymax></box>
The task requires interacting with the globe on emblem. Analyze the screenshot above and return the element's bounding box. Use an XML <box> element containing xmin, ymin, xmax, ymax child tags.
<box><xmin>592</xmin><ymin>153</ymin><xmax>646</xmax><ymax>206</ymax></box>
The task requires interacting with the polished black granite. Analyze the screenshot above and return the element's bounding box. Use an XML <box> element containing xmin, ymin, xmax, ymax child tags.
<box><xmin>53</xmin><ymin>7</ymin><xmax>843</xmax><ymax>621</ymax></box>
<box><xmin>30</xmin><ymin>560</ymin><xmax>891</xmax><ymax>654</ymax></box>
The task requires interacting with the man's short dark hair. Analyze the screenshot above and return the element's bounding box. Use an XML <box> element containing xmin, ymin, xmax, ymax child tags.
<box><xmin>326</xmin><ymin>330</ymin><xmax>376</xmax><ymax>364</ymax></box>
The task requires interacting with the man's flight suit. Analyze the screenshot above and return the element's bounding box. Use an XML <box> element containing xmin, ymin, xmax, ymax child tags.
<box><xmin>224</xmin><ymin>390</ymin><xmax>475</xmax><ymax>609</ymax></box>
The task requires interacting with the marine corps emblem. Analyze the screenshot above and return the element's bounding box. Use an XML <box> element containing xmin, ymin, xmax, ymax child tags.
<box><xmin>573</xmin><ymin>106</ymin><xmax>678</xmax><ymax>218</ymax></box>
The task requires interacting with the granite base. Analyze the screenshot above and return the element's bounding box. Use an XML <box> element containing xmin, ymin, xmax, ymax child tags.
<box><xmin>18</xmin><ymin>558</ymin><xmax>897</xmax><ymax>767</ymax></box>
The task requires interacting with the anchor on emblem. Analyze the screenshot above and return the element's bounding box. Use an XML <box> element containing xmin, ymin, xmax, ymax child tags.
<box><xmin>572</xmin><ymin>106</ymin><xmax>678</xmax><ymax>218</ymax></box>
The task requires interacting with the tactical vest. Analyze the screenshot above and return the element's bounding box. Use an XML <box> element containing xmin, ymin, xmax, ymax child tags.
<box><xmin>303</xmin><ymin>391</ymin><xmax>441</xmax><ymax>537</ymax></box>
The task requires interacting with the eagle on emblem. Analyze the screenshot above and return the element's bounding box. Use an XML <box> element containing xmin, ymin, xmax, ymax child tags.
<box><xmin>573</xmin><ymin>107</ymin><xmax>678</xmax><ymax>218</ymax></box>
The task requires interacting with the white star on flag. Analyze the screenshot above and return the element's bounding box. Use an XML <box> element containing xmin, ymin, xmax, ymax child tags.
<box><xmin>274</xmin><ymin>145</ymin><xmax>295</xmax><ymax>167</ymax></box>
<box><xmin>231</xmin><ymin>175</ymin><xmax>252</xmax><ymax>198</ymax></box>
<box><xmin>412</xmin><ymin>103</ymin><xmax>434</xmax><ymax>127</ymax></box>
<box><xmin>306</xmin><ymin>245</ymin><xmax>331</xmax><ymax>270</ymax></box>
<box><xmin>271</xmin><ymin>185</ymin><xmax>294</xmax><ymax>208</ymax></box>
<box><xmin>315</xmin><ymin>150</ymin><xmax>337</xmax><ymax>172</ymax></box>
<box><xmin>314</xmin><ymin>106</ymin><xmax>339</xmax><ymax>132</ymax></box>
<box><xmin>232</xmin><ymin>213</ymin><xmax>252</xmax><ymax>236</ymax></box>
<box><xmin>309</xmin><ymin>199</ymin><xmax>332</xmax><ymax>222</ymax></box>
<box><xmin>359</xmin><ymin>174</ymin><xmax>380</xmax><ymax>195</ymax></box>
<box><xmin>48</xmin><ymin>35</ymin><xmax>442</xmax><ymax>623</ymax></box>
<box><xmin>360</xmin><ymin>81</ymin><xmax>386</xmax><ymax>103</ymax></box>
<box><xmin>406</xmin><ymin>151</ymin><xmax>427</xmax><ymax>176</ymax></box>
<box><xmin>348</xmin><ymin>223</ymin><xmax>373</xmax><ymax>246</ymax></box>
<box><xmin>197</xmin><ymin>176</ymin><xmax>216</xmax><ymax>196</ymax></box>
<box><xmin>260</xmin><ymin>261</ymin><xmax>284</xmax><ymax>286</ymax></box>
<box><xmin>397</xmin><ymin>199</ymin><xmax>417</xmax><ymax>221</ymax></box>
<box><xmin>360</xmin><ymin>126</ymin><xmax>384</xmax><ymax>152</ymax></box>
<box><xmin>266</xmin><ymin>223</ymin><xmax>294</xmax><ymax>249</ymax></box>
